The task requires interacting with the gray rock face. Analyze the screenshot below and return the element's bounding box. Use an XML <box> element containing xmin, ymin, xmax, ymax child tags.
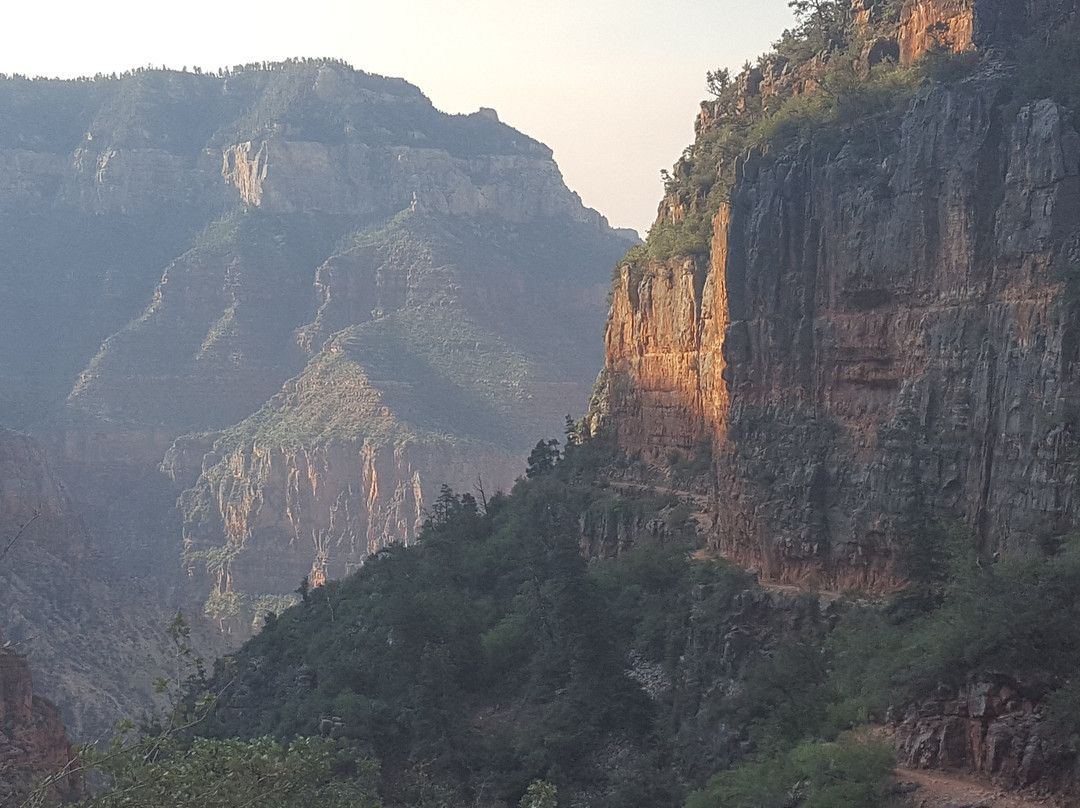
<box><xmin>892</xmin><ymin>678</ymin><xmax>1063</xmax><ymax>792</ymax></box>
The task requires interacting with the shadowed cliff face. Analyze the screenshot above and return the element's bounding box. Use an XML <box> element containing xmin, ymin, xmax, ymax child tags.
<box><xmin>0</xmin><ymin>428</ymin><xmax>181</xmax><ymax>741</ymax></box>
<box><xmin>599</xmin><ymin>0</ymin><xmax>1080</xmax><ymax>591</ymax></box>
<box><xmin>0</xmin><ymin>641</ymin><xmax>82</xmax><ymax>805</ymax></box>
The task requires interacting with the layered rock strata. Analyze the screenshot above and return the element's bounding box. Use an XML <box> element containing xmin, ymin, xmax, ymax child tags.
<box><xmin>0</xmin><ymin>61</ymin><xmax>631</xmax><ymax>639</ymax></box>
<box><xmin>599</xmin><ymin>1</ymin><xmax>1080</xmax><ymax>591</ymax></box>
<box><xmin>171</xmin><ymin>432</ymin><xmax>523</xmax><ymax>636</ymax></box>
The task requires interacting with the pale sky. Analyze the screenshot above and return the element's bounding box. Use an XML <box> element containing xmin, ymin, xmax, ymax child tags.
<box><xmin>1</xmin><ymin>1</ymin><xmax>796</xmax><ymax>235</ymax></box>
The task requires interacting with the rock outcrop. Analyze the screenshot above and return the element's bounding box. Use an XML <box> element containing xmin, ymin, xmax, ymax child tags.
<box><xmin>892</xmin><ymin>678</ymin><xmax>1072</xmax><ymax>795</ymax></box>
<box><xmin>897</xmin><ymin>0</ymin><xmax>979</xmax><ymax>64</ymax></box>
<box><xmin>171</xmin><ymin>430</ymin><xmax>523</xmax><ymax>635</ymax></box>
<box><xmin>597</xmin><ymin>0</ymin><xmax>1080</xmax><ymax>592</ymax></box>
<box><xmin>857</xmin><ymin>0</ymin><xmax>1066</xmax><ymax>66</ymax></box>
<box><xmin>0</xmin><ymin>636</ymin><xmax>82</xmax><ymax>805</ymax></box>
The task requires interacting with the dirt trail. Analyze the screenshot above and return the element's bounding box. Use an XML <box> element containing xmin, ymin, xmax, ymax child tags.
<box><xmin>609</xmin><ymin>481</ymin><xmax>1069</xmax><ymax>807</ymax></box>
<box><xmin>896</xmin><ymin>766</ymin><xmax>1064</xmax><ymax>808</ymax></box>
<box><xmin>611</xmin><ymin>481</ymin><xmax>849</xmax><ymax>601</ymax></box>
<box><xmin>608</xmin><ymin>480</ymin><xmax>714</xmax><ymax>533</ymax></box>
<box><xmin>756</xmin><ymin>580</ymin><xmax>845</xmax><ymax>602</ymax></box>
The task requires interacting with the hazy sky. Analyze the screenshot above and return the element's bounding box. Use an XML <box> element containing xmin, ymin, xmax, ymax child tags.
<box><xmin>1</xmin><ymin>1</ymin><xmax>796</xmax><ymax>235</ymax></box>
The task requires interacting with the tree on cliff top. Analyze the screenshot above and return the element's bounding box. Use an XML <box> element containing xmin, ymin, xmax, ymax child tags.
<box><xmin>782</xmin><ymin>0</ymin><xmax>851</xmax><ymax>59</ymax></box>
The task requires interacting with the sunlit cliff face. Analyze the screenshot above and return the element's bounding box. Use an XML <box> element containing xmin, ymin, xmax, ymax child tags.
<box><xmin>597</xmin><ymin>0</ymin><xmax>1080</xmax><ymax>592</ymax></box>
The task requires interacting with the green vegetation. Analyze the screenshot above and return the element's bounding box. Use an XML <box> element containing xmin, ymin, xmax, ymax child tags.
<box><xmin>22</xmin><ymin>6</ymin><xmax>1080</xmax><ymax>804</ymax></box>
<box><xmin>686</xmin><ymin>734</ymin><xmax>895</xmax><ymax>808</ymax></box>
<box><xmin>41</xmin><ymin>426</ymin><xmax>1080</xmax><ymax>807</ymax></box>
<box><xmin>828</xmin><ymin>536</ymin><xmax>1080</xmax><ymax>729</ymax></box>
<box><xmin>696</xmin><ymin>528</ymin><xmax>1080</xmax><ymax>807</ymax></box>
<box><xmin>627</xmin><ymin>0</ymin><xmax>1072</xmax><ymax>272</ymax></box>
<box><xmin>630</xmin><ymin>0</ymin><xmax>925</xmax><ymax>266</ymax></box>
<box><xmin>192</xmin><ymin>436</ymin><xmax>694</xmax><ymax>806</ymax></box>
<box><xmin>78</xmin><ymin>736</ymin><xmax>381</xmax><ymax>808</ymax></box>
<box><xmin>172</xmin><ymin>434</ymin><xmax>950</xmax><ymax>806</ymax></box>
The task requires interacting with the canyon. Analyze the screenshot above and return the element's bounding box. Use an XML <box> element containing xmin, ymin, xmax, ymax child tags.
<box><xmin>0</xmin><ymin>59</ymin><xmax>631</xmax><ymax>734</ymax></box>
<box><xmin>5</xmin><ymin>0</ymin><xmax>1080</xmax><ymax>803</ymax></box>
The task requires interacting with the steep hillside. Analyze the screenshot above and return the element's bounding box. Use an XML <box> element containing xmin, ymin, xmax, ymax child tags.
<box><xmin>181</xmin><ymin>436</ymin><xmax>1080</xmax><ymax>808</ymax></box>
<box><xmin>0</xmin><ymin>59</ymin><xmax>632</xmax><ymax>638</ymax></box>
<box><xmin>193</xmin><ymin>442</ymin><xmax>849</xmax><ymax>808</ymax></box>
<box><xmin>596</xmin><ymin>0</ymin><xmax>1080</xmax><ymax>591</ymax></box>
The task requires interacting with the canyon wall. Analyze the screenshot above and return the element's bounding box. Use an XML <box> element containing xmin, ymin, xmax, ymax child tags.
<box><xmin>892</xmin><ymin>677</ymin><xmax>1071</xmax><ymax>794</ymax></box>
<box><xmin>599</xmin><ymin>0</ymin><xmax>1080</xmax><ymax>591</ymax></box>
<box><xmin>168</xmin><ymin>431</ymin><xmax>522</xmax><ymax>636</ymax></box>
<box><xmin>0</xmin><ymin>61</ymin><xmax>630</xmax><ymax>641</ymax></box>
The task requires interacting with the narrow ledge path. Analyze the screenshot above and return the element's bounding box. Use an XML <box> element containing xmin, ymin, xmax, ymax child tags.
<box><xmin>896</xmin><ymin>765</ymin><xmax>1066</xmax><ymax>808</ymax></box>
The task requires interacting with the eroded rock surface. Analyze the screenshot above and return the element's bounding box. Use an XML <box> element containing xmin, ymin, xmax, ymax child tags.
<box><xmin>0</xmin><ymin>637</ymin><xmax>82</xmax><ymax>805</ymax></box>
<box><xmin>892</xmin><ymin>678</ymin><xmax>1077</xmax><ymax>798</ymax></box>
<box><xmin>0</xmin><ymin>61</ymin><xmax>632</xmax><ymax>641</ymax></box>
<box><xmin>599</xmin><ymin>2</ymin><xmax>1080</xmax><ymax>591</ymax></box>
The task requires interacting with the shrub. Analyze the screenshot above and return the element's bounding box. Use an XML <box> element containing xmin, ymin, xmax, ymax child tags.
<box><xmin>685</xmin><ymin>734</ymin><xmax>895</xmax><ymax>808</ymax></box>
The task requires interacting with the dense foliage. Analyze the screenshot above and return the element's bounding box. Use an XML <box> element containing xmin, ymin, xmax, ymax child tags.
<box><xmin>686</xmin><ymin>734</ymin><xmax>895</xmax><ymax>808</ymax></box>
<box><xmin>73</xmin><ymin>736</ymin><xmax>380</xmax><ymax>808</ymax></box>
<box><xmin>171</xmin><ymin>433</ymin><xmax>906</xmax><ymax>807</ymax></box>
<box><xmin>45</xmin><ymin>424</ymin><xmax>1080</xmax><ymax>808</ymax></box>
<box><xmin>830</xmin><ymin>536</ymin><xmax>1080</xmax><ymax>734</ymax></box>
<box><xmin>193</xmin><ymin>436</ymin><xmax>704</xmax><ymax>806</ymax></box>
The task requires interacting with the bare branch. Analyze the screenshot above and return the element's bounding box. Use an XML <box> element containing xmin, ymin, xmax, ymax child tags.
<box><xmin>474</xmin><ymin>475</ymin><xmax>488</xmax><ymax>511</ymax></box>
<box><xmin>0</xmin><ymin>510</ymin><xmax>41</xmax><ymax>564</ymax></box>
